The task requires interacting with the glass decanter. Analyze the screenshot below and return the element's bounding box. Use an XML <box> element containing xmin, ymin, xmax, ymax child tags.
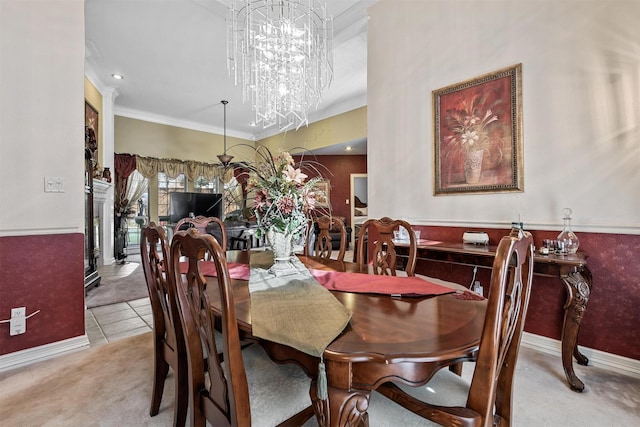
<box><xmin>557</xmin><ymin>208</ymin><xmax>579</xmax><ymax>254</ymax></box>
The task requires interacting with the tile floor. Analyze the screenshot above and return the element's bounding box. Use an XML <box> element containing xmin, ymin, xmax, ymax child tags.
<box><xmin>85</xmin><ymin>251</ymin><xmax>153</xmax><ymax>348</ymax></box>
<box><xmin>85</xmin><ymin>298</ymin><xmax>153</xmax><ymax>347</ymax></box>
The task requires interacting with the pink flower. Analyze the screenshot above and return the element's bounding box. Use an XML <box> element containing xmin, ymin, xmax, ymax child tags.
<box><xmin>301</xmin><ymin>188</ymin><xmax>316</xmax><ymax>212</ymax></box>
<box><xmin>276</xmin><ymin>195</ymin><xmax>296</xmax><ymax>215</ymax></box>
<box><xmin>254</xmin><ymin>190</ymin><xmax>269</xmax><ymax>210</ymax></box>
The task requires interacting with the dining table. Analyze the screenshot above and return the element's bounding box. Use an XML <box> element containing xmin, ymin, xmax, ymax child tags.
<box><xmin>204</xmin><ymin>250</ymin><xmax>487</xmax><ymax>427</ymax></box>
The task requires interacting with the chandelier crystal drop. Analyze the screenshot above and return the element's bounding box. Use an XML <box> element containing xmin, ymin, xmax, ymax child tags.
<box><xmin>227</xmin><ymin>0</ymin><xmax>333</xmax><ymax>131</ymax></box>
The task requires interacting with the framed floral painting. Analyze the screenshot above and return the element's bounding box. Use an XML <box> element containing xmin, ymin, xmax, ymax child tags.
<box><xmin>433</xmin><ymin>64</ymin><xmax>523</xmax><ymax>195</ymax></box>
<box><xmin>313</xmin><ymin>180</ymin><xmax>330</xmax><ymax>208</ymax></box>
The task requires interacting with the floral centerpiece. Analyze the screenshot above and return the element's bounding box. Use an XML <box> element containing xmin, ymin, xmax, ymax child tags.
<box><xmin>245</xmin><ymin>148</ymin><xmax>324</xmax><ymax>273</ymax></box>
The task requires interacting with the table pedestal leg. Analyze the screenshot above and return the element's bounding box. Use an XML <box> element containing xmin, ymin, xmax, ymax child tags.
<box><xmin>560</xmin><ymin>269</ymin><xmax>592</xmax><ymax>392</ymax></box>
<box><xmin>311</xmin><ymin>381</ymin><xmax>370</xmax><ymax>427</ymax></box>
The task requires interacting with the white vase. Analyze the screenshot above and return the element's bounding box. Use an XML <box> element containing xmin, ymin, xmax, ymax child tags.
<box><xmin>464</xmin><ymin>149</ymin><xmax>484</xmax><ymax>184</ymax></box>
<box><xmin>266</xmin><ymin>228</ymin><xmax>297</xmax><ymax>276</ymax></box>
<box><xmin>267</xmin><ymin>228</ymin><xmax>293</xmax><ymax>260</ymax></box>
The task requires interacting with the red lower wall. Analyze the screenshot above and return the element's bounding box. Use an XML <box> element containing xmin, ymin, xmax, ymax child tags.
<box><xmin>0</xmin><ymin>234</ymin><xmax>85</xmax><ymax>355</ymax></box>
<box><xmin>411</xmin><ymin>225</ymin><xmax>640</xmax><ymax>361</ymax></box>
<box><xmin>2</xmin><ymin>227</ymin><xmax>636</xmax><ymax>363</ymax></box>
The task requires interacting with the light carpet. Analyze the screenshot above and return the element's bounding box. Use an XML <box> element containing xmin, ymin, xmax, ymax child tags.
<box><xmin>1</xmin><ymin>332</ymin><xmax>638</xmax><ymax>426</ymax></box>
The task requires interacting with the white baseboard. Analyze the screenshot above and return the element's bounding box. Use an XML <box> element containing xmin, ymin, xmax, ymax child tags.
<box><xmin>2</xmin><ymin>332</ymin><xmax>638</xmax><ymax>379</ymax></box>
<box><xmin>521</xmin><ymin>332</ymin><xmax>640</xmax><ymax>379</ymax></box>
<box><xmin>0</xmin><ymin>335</ymin><xmax>90</xmax><ymax>373</ymax></box>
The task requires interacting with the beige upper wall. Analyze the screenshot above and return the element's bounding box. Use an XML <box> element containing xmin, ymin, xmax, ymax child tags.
<box><xmin>257</xmin><ymin>106</ymin><xmax>366</xmax><ymax>153</ymax></box>
<box><xmin>367</xmin><ymin>0</ymin><xmax>640</xmax><ymax>233</ymax></box>
<box><xmin>1</xmin><ymin>0</ymin><xmax>85</xmax><ymax>235</ymax></box>
<box><xmin>115</xmin><ymin>106</ymin><xmax>367</xmax><ymax>163</ymax></box>
<box><xmin>114</xmin><ymin>115</ymin><xmax>256</xmax><ymax>163</ymax></box>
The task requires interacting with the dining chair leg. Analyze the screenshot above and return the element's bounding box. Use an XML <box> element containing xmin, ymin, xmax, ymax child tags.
<box><xmin>449</xmin><ymin>363</ymin><xmax>463</xmax><ymax>377</ymax></box>
<box><xmin>173</xmin><ymin>358</ymin><xmax>188</xmax><ymax>427</ymax></box>
<box><xmin>150</xmin><ymin>351</ymin><xmax>169</xmax><ymax>416</ymax></box>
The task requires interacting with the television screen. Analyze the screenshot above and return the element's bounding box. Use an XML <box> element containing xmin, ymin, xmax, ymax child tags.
<box><xmin>169</xmin><ymin>192</ymin><xmax>223</xmax><ymax>223</ymax></box>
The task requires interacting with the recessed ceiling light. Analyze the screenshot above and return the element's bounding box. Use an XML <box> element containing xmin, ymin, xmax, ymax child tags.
<box><xmin>345</xmin><ymin>146</ymin><xmax>352</xmax><ymax>151</ymax></box>
<box><xmin>111</xmin><ymin>73</ymin><xmax>124</xmax><ymax>80</ymax></box>
<box><xmin>249</xmin><ymin>121</ymin><xmax>257</xmax><ymax>127</ymax></box>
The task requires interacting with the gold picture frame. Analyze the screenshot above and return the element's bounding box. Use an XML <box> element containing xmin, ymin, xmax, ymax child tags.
<box><xmin>433</xmin><ymin>64</ymin><xmax>524</xmax><ymax>195</ymax></box>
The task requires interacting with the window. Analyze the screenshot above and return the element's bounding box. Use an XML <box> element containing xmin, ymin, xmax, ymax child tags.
<box><xmin>194</xmin><ymin>176</ymin><xmax>218</xmax><ymax>193</ymax></box>
<box><xmin>157</xmin><ymin>172</ymin><xmax>186</xmax><ymax>218</ymax></box>
<box><xmin>195</xmin><ymin>175</ymin><xmax>244</xmax><ymax>219</ymax></box>
<box><xmin>223</xmin><ymin>176</ymin><xmax>243</xmax><ymax>218</ymax></box>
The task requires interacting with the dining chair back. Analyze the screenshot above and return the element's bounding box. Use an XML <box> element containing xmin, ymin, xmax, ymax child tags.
<box><xmin>173</xmin><ymin>215</ymin><xmax>227</xmax><ymax>250</ymax></box>
<box><xmin>378</xmin><ymin>228</ymin><xmax>535</xmax><ymax>427</ymax></box>
<box><xmin>140</xmin><ymin>222</ymin><xmax>187</xmax><ymax>427</ymax></box>
<box><xmin>168</xmin><ymin>228</ymin><xmax>314</xmax><ymax>427</ymax></box>
<box><xmin>313</xmin><ymin>215</ymin><xmax>347</xmax><ymax>261</ymax></box>
<box><xmin>356</xmin><ymin>217</ymin><xmax>417</xmax><ymax>276</ymax></box>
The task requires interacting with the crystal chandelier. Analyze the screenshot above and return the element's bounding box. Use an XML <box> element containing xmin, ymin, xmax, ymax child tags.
<box><xmin>227</xmin><ymin>0</ymin><xmax>333</xmax><ymax>131</ymax></box>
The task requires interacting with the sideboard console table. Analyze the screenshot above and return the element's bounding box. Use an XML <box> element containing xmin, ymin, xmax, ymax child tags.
<box><xmin>397</xmin><ymin>240</ymin><xmax>592</xmax><ymax>392</ymax></box>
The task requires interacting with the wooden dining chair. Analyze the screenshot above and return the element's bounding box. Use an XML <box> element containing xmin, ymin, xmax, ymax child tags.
<box><xmin>173</xmin><ymin>215</ymin><xmax>227</xmax><ymax>250</ymax></box>
<box><xmin>168</xmin><ymin>228</ymin><xmax>314</xmax><ymax>427</ymax></box>
<box><xmin>140</xmin><ymin>222</ymin><xmax>187</xmax><ymax>427</ymax></box>
<box><xmin>377</xmin><ymin>228</ymin><xmax>535</xmax><ymax>427</ymax></box>
<box><xmin>313</xmin><ymin>215</ymin><xmax>348</xmax><ymax>261</ymax></box>
<box><xmin>356</xmin><ymin>217</ymin><xmax>418</xmax><ymax>276</ymax></box>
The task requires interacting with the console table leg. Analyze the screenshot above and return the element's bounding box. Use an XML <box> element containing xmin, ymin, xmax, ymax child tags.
<box><xmin>560</xmin><ymin>270</ymin><xmax>592</xmax><ymax>392</ymax></box>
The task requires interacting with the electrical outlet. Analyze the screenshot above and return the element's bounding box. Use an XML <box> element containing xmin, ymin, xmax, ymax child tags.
<box><xmin>10</xmin><ymin>307</ymin><xmax>26</xmax><ymax>336</ymax></box>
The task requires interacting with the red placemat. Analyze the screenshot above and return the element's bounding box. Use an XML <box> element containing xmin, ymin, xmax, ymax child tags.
<box><xmin>179</xmin><ymin>261</ymin><xmax>250</xmax><ymax>281</ymax></box>
<box><xmin>310</xmin><ymin>269</ymin><xmax>456</xmax><ymax>297</ymax></box>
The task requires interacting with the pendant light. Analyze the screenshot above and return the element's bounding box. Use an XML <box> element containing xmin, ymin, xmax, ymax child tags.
<box><xmin>217</xmin><ymin>100</ymin><xmax>234</xmax><ymax>166</ymax></box>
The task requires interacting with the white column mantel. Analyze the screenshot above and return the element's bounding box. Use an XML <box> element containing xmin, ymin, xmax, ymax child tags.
<box><xmin>100</xmin><ymin>87</ymin><xmax>118</xmax><ymax>266</ymax></box>
<box><xmin>93</xmin><ymin>179</ymin><xmax>114</xmax><ymax>266</ymax></box>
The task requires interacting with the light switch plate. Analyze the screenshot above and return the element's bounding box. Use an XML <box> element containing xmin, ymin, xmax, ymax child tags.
<box><xmin>44</xmin><ymin>176</ymin><xmax>65</xmax><ymax>193</ymax></box>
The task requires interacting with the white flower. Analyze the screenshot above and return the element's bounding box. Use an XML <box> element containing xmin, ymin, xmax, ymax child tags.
<box><xmin>283</xmin><ymin>165</ymin><xmax>307</xmax><ymax>184</ymax></box>
<box><xmin>461</xmin><ymin>130</ymin><xmax>479</xmax><ymax>147</ymax></box>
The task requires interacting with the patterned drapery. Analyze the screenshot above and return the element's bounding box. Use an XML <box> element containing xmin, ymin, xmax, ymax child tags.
<box><xmin>124</xmin><ymin>154</ymin><xmax>228</xmax><ymax>182</ymax></box>
<box><xmin>114</xmin><ymin>153</ymin><xmax>137</xmax><ymax>217</ymax></box>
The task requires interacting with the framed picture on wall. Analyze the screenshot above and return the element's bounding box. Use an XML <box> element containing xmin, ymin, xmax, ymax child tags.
<box><xmin>314</xmin><ymin>180</ymin><xmax>330</xmax><ymax>208</ymax></box>
<box><xmin>433</xmin><ymin>63</ymin><xmax>524</xmax><ymax>195</ymax></box>
<box><xmin>85</xmin><ymin>100</ymin><xmax>99</xmax><ymax>164</ymax></box>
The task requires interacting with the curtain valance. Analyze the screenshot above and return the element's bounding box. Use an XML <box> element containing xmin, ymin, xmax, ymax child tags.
<box><xmin>114</xmin><ymin>153</ymin><xmax>234</xmax><ymax>183</ymax></box>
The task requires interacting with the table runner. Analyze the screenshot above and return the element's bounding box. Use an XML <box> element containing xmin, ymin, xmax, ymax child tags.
<box><xmin>310</xmin><ymin>270</ymin><xmax>456</xmax><ymax>297</ymax></box>
<box><xmin>184</xmin><ymin>259</ymin><xmax>468</xmax><ymax>299</ymax></box>
<box><xmin>248</xmin><ymin>251</ymin><xmax>352</xmax><ymax>358</ymax></box>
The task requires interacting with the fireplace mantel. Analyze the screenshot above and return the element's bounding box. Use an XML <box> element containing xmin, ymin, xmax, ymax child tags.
<box><xmin>93</xmin><ymin>179</ymin><xmax>113</xmax><ymax>266</ymax></box>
